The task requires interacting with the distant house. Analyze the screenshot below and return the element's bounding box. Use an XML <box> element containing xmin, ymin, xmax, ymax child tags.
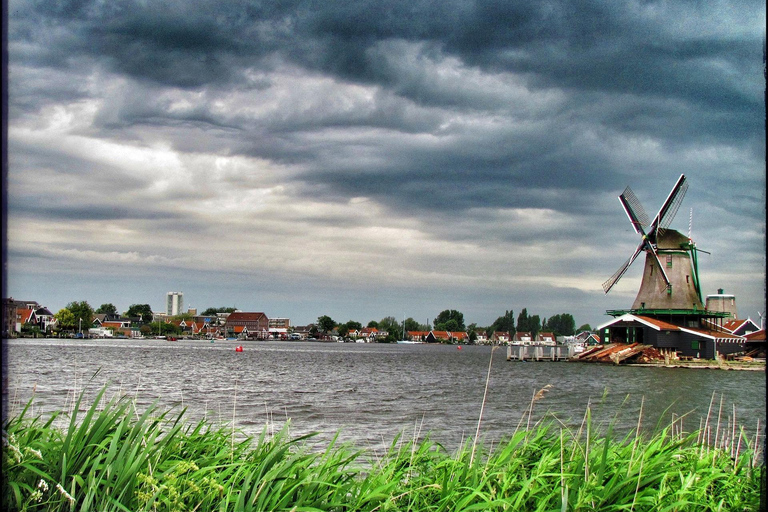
<box><xmin>407</xmin><ymin>331</ymin><xmax>430</xmax><ymax>342</ymax></box>
<box><xmin>513</xmin><ymin>332</ymin><xmax>533</xmax><ymax>345</ymax></box>
<box><xmin>426</xmin><ymin>331</ymin><xmax>451</xmax><ymax>343</ymax></box>
<box><xmin>225</xmin><ymin>312</ymin><xmax>269</xmax><ymax>339</ymax></box>
<box><xmin>358</xmin><ymin>327</ymin><xmax>380</xmax><ymax>342</ymax></box>
<box><xmin>537</xmin><ymin>332</ymin><xmax>556</xmax><ymax>345</ymax></box>
<box><xmin>102</xmin><ymin>319</ymin><xmax>135</xmax><ymax>337</ymax></box>
<box><xmin>424</xmin><ymin>331</ymin><xmax>467</xmax><ymax>343</ymax></box>
<box><xmin>232</xmin><ymin>325</ymin><xmax>249</xmax><ymax>339</ymax></box>
<box><xmin>492</xmin><ymin>331</ymin><xmax>511</xmax><ymax>344</ymax></box>
<box><xmin>452</xmin><ymin>331</ymin><xmax>469</xmax><ymax>343</ymax></box>
<box><xmin>720</xmin><ymin>318</ymin><xmax>761</xmax><ymax>337</ymax></box>
<box><xmin>16</xmin><ymin>308</ymin><xmax>36</xmax><ymax>332</ymax></box>
<box><xmin>574</xmin><ymin>331</ymin><xmax>601</xmax><ymax>346</ymax></box>
<box><xmin>475</xmin><ymin>330</ymin><xmax>489</xmax><ymax>344</ymax></box>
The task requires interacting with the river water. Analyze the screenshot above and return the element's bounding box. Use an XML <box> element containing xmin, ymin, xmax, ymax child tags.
<box><xmin>2</xmin><ymin>338</ymin><xmax>765</xmax><ymax>452</ymax></box>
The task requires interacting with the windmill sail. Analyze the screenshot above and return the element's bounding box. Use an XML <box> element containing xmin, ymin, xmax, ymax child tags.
<box><xmin>619</xmin><ymin>186</ymin><xmax>650</xmax><ymax>233</ymax></box>
<box><xmin>651</xmin><ymin>175</ymin><xmax>688</xmax><ymax>236</ymax></box>
<box><xmin>602</xmin><ymin>241</ymin><xmax>644</xmax><ymax>293</ymax></box>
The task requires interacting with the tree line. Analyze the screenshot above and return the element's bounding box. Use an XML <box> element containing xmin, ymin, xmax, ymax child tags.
<box><xmin>46</xmin><ymin>300</ymin><xmax>591</xmax><ymax>342</ymax></box>
<box><xmin>313</xmin><ymin>308</ymin><xmax>591</xmax><ymax>343</ymax></box>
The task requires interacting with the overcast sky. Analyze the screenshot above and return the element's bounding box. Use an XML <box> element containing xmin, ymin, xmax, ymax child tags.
<box><xmin>4</xmin><ymin>0</ymin><xmax>766</xmax><ymax>329</ymax></box>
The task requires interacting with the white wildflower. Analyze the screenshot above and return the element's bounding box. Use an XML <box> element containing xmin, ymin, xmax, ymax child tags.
<box><xmin>6</xmin><ymin>442</ymin><xmax>23</xmax><ymax>463</ymax></box>
<box><xmin>37</xmin><ymin>479</ymin><xmax>49</xmax><ymax>492</ymax></box>
<box><xmin>55</xmin><ymin>483</ymin><xmax>75</xmax><ymax>504</ymax></box>
<box><xmin>25</xmin><ymin>447</ymin><xmax>43</xmax><ymax>459</ymax></box>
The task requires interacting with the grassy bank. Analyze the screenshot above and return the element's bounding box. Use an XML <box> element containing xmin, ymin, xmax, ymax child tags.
<box><xmin>2</xmin><ymin>387</ymin><xmax>764</xmax><ymax>511</ymax></box>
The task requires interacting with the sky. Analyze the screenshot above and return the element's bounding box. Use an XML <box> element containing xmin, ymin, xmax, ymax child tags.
<box><xmin>4</xmin><ymin>0</ymin><xmax>766</xmax><ymax>329</ymax></box>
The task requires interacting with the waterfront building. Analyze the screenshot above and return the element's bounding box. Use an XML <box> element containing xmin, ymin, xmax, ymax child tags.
<box><xmin>166</xmin><ymin>292</ymin><xmax>184</xmax><ymax>316</ymax></box>
<box><xmin>269</xmin><ymin>318</ymin><xmax>290</xmax><ymax>328</ymax></box>
<box><xmin>224</xmin><ymin>312</ymin><xmax>269</xmax><ymax>339</ymax></box>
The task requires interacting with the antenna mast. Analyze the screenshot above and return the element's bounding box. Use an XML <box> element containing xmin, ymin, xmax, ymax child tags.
<box><xmin>688</xmin><ymin>207</ymin><xmax>693</xmax><ymax>239</ymax></box>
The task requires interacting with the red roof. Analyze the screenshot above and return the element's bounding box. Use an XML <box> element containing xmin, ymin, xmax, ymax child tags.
<box><xmin>633</xmin><ymin>316</ymin><xmax>681</xmax><ymax>331</ymax></box>
<box><xmin>18</xmin><ymin>309</ymin><xmax>35</xmax><ymax>323</ymax></box>
<box><xmin>227</xmin><ymin>312</ymin><xmax>267</xmax><ymax>322</ymax></box>
<box><xmin>679</xmin><ymin>327</ymin><xmax>745</xmax><ymax>341</ymax></box>
<box><xmin>744</xmin><ymin>329</ymin><xmax>766</xmax><ymax>342</ymax></box>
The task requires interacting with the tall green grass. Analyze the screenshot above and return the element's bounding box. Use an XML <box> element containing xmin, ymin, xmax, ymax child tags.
<box><xmin>2</xmin><ymin>386</ymin><xmax>763</xmax><ymax>511</ymax></box>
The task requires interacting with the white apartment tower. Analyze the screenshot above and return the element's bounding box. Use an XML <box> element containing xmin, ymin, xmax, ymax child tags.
<box><xmin>166</xmin><ymin>292</ymin><xmax>184</xmax><ymax>316</ymax></box>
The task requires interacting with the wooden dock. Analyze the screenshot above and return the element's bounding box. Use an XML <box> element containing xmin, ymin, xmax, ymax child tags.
<box><xmin>506</xmin><ymin>344</ymin><xmax>574</xmax><ymax>361</ymax></box>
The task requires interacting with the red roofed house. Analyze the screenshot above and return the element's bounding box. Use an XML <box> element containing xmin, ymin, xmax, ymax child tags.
<box><xmin>719</xmin><ymin>318</ymin><xmax>761</xmax><ymax>337</ymax></box>
<box><xmin>537</xmin><ymin>332</ymin><xmax>556</xmax><ymax>345</ymax></box>
<box><xmin>492</xmin><ymin>331</ymin><xmax>511</xmax><ymax>344</ymax></box>
<box><xmin>16</xmin><ymin>308</ymin><xmax>36</xmax><ymax>332</ymax></box>
<box><xmin>225</xmin><ymin>312</ymin><xmax>269</xmax><ymax>339</ymax></box>
<box><xmin>513</xmin><ymin>332</ymin><xmax>533</xmax><ymax>345</ymax></box>
<box><xmin>407</xmin><ymin>331</ymin><xmax>430</xmax><ymax>342</ymax></box>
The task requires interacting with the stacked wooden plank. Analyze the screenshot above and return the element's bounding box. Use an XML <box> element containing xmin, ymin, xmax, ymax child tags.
<box><xmin>572</xmin><ymin>343</ymin><xmax>651</xmax><ymax>364</ymax></box>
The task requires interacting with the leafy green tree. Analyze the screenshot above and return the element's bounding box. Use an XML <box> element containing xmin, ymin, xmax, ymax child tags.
<box><xmin>150</xmin><ymin>321</ymin><xmax>181</xmax><ymax>336</ymax></box>
<box><xmin>577</xmin><ymin>323</ymin><xmax>593</xmax><ymax>332</ymax></box>
<box><xmin>530</xmin><ymin>315</ymin><xmax>541</xmax><ymax>339</ymax></box>
<box><xmin>96</xmin><ymin>303</ymin><xmax>118</xmax><ymax>315</ymax></box>
<box><xmin>338</xmin><ymin>324</ymin><xmax>350</xmax><ymax>337</ymax></box>
<box><xmin>317</xmin><ymin>315</ymin><xmax>336</xmax><ymax>333</ymax></box>
<box><xmin>434</xmin><ymin>310</ymin><xmax>465</xmax><ymax>331</ymax></box>
<box><xmin>54</xmin><ymin>308</ymin><xmax>76</xmax><ymax>330</ymax></box>
<box><xmin>403</xmin><ymin>317</ymin><xmax>426</xmax><ymax>332</ymax></box>
<box><xmin>125</xmin><ymin>304</ymin><xmax>154</xmax><ymax>324</ymax></box>
<box><xmin>345</xmin><ymin>320</ymin><xmax>362</xmax><ymax>332</ymax></box>
<box><xmin>468</xmin><ymin>324</ymin><xmax>478</xmax><ymax>344</ymax></box>
<box><xmin>544</xmin><ymin>313</ymin><xmax>576</xmax><ymax>336</ymax></box>
<box><xmin>378</xmin><ymin>316</ymin><xmax>400</xmax><ymax>334</ymax></box>
<box><xmin>67</xmin><ymin>301</ymin><xmax>94</xmax><ymax>331</ymax></box>
<box><xmin>490</xmin><ymin>310</ymin><xmax>515</xmax><ymax>335</ymax></box>
<box><xmin>367</xmin><ymin>320</ymin><xmax>379</xmax><ymax>328</ymax></box>
<box><xmin>201</xmin><ymin>306</ymin><xmax>237</xmax><ymax>316</ymax></box>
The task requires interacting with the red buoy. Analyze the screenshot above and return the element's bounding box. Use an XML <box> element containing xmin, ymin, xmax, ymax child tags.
<box><xmin>457</xmin><ymin>346</ymin><xmax>462</xmax><ymax>350</ymax></box>
<box><xmin>235</xmin><ymin>345</ymin><xmax>243</xmax><ymax>352</ymax></box>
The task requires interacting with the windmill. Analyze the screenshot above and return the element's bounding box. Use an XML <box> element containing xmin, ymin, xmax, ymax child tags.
<box><xmin>603</xmin><ymin>174</ymin><xmax>707</xmax><ymax>311</ymax></box>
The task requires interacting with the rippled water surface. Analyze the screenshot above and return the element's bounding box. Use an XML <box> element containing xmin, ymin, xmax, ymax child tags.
<box><xmin>3</xmin><ymin>338</ymin><xmax>765</xmax><ymax>451</ymax></box>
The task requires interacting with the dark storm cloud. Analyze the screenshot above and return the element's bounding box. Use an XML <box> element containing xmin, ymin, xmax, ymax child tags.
<box><xmin>7</xmin><ymin>0</ymin><xmax>764</xmax><ymax>323</ymax></box>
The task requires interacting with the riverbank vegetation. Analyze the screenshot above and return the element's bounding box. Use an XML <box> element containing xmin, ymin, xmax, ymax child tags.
<box><xmin>3</xmin><ymin>386</ymin><xmax>764</xmax><ymax>512</ymax></box>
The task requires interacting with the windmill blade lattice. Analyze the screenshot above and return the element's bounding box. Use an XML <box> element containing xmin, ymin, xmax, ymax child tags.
<box><xmin>654</xmin><ymin>175</ymin><xmax>688</xmax><ymax>237</ymax></box>
<box><xmin>602</xmin><ymin>241</ymin><xmax>644</xmax><ymax>293</ymax></box>
<box><xmin>619</xmin><ymin>186</ymin><xmax>650</xmax><ymax>232</ymax></box>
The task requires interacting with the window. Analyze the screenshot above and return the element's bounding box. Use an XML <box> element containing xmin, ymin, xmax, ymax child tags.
<box><xmin>686</xmin><ymin>275</ymin><xmax>689</xmax><ymax>283</ymax></box>
<box><xmin>691</xmin><ymin>340</ymin><xmax>699</xmax><ymax>350</ymax></box>
<box><xmin>666</xmin><ymin>255</ymin><xmax>672</xmax><ymax>268</ymax></box>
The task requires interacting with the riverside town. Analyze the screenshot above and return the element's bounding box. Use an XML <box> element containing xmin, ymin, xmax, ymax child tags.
<box><xmin>3</xmin><ymin>286</ymin><xmax>765</xmax><ymax>369</ymax></box>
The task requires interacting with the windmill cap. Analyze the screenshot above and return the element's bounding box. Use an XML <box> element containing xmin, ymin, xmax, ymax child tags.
<box><xmin>706</xmin><ymin>289</ymin><xmax>735</xmax><ymax>298</ymax></box>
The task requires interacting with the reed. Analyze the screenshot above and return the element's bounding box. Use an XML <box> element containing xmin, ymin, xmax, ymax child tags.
<box><xmin>2</xmin><ymin>385</ymin><xmax>763</xmax><ymax>512</ymax></box>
